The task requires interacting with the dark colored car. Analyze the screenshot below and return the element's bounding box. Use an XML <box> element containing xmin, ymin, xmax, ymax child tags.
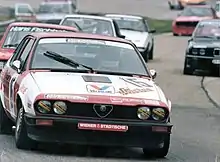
<box><xmin>183</xmin><ymin>19</ymin><xmax>220</xmax><ymax>75</ymax></box>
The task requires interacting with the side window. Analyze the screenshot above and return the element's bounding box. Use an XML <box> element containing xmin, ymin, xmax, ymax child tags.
<box><xmin>18</xmin><ymin>38</ymin><xmax>35</xmax><ymax>70</ymax></box>
<box><xmin>9</xmin><ymin>38</ymin><xmax>29</xmax><ymax>66</ymax></box>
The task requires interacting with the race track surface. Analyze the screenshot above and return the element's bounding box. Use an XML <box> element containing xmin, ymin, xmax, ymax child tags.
<box><xmin>0</xmin><ymin>0</ymin><xmax>219</xmax><ymax>162</ymax></box>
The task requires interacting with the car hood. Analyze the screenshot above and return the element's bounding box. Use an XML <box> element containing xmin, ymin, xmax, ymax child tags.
<box><xmin>31</xmin><ymin>72</ymin><xmax>161</xmax><ymax>101</ymax></box>
<box><xmin>120</xmin><ymin>30</ymin><xmax>149</xmax><ymax>47</ymax></box>
<box><xmin>36</xmin><ymin>13</ymin><xmax>66</xmax><ymax>21</ymax></box>
<box><xmin>190</xmin><ymin>39</ymin><xmax>220</xmax><ymax>48</ymax></box>
<box><xmin>176</xmin><ymin>16</ymin><xmax>212</xmax><ymax>22</ymax></box>
<box><xmin>0</xmin><ymin>48</ymin><xmax>15</xmax><ymax>60</ymax></box>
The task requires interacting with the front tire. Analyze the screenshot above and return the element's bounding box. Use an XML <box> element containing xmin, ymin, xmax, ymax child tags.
<box><xmin>0</xmin><ymin>100</ymin><xmax>13</xmax><ymax>134</ymax></box>
<box><xmin>15</xmin><ymin>106</ymin><xmax>37</xmax><ymax>150</ymax></box>
<box><xmin>143</xmin><ymin>135</ymin><xmax>170</xmax><ymax>158</ymax></box>
<box><xmin>183</xmin><ymin>58</ymin><xmax>193</xmax><ymax>75</ymax></box>
<box><xmin>148</xmin><ymin>45</ymin><xmax>154</xmax><ymax>60</ymax></box>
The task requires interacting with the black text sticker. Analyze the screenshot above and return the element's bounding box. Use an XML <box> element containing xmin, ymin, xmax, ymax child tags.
<box><xmin>120</xmin><ymin>77</ymin><xmax>153</xmax><ymax>88</ymax></box>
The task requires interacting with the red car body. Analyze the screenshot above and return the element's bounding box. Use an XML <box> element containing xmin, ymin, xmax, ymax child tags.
<box><xmin>0</xmin><ymin>22</ymin><xmax>78</xmax><ymax>71</ymax></box>
<box><xmin>172</xmin><ymin>5</ymin><xmax>218</xmax><ymax>36</ymax></box>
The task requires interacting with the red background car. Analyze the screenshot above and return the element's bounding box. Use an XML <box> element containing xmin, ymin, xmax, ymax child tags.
<box><xmin>172</xmin><ymin>5</ymin><xmax>218</xmax><ymax>36</ymax></box>
<box><xmin>0</xmin><ymin>22</ymin><xmax>78</xmax><ymax>71</ymax></box>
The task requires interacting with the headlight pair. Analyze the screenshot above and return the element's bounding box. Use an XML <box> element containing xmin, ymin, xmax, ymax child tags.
<box><xmin>37</xmin><ymin>100</ymin><xmax>67</xmax><ymax>115</ymax></box>
<box><xmin>137</xmin><ymin>107</ymin><xmax>166</xmax><ymax>121</ymax></box>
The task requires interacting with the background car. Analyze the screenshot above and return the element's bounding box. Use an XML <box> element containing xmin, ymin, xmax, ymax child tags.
<box><xmin>172</xmin><ymin>5</ymin><xmax>218</xmax><ymax>36</ymax></box>
<box><xmin>183</xmin><ymin>19</ymin><xmax>220</xmax><ymax>75</ymax></box>
<box><xmin>60</xmin><ymin>14</ymin><xmax>125</xmax><ymax>38</ymax></box>
<box><xmin>0</xmin><ymin>32</ymin><xmax>172</xmax><ymax>158</ymax></box>
<box><xmin>215</xmin><ymin>1</ymin><xmax>220</xmax><ymax>17</ymax></box>
<box><xmin>0</xmin><ymin>22</ymin><xmax>78</xmax><ymax>71</ymax></box>
<box><xmin>168</xmin><ymin>0</ymin><xmax>207</xmax><ymax>10</ymax></box>
<box><xmin>14</xmin><ymin>3</ymin><xmax>36</xmax><ymax>22</ymax></box>
<box><xmin>105</xmin><ymin>14</ymin><xmax>156</xmax><ymax>62</ymax></box>
<box><xmin>36</xmin><ymin>0</ymin><xmax>77</xmax><ymax>24</ymax></box>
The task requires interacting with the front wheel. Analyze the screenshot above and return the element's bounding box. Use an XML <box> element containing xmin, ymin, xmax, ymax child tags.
<box><xmin>0</xmin><ymin>100</ymin><xmax>13</xmax><ymax>134</ymax></box>
<box><xmin>183</xmin><ymin>58</ymin><xmax>193</xmax><ymax>75</ymax></box>
<box><xmin>148</xmin><ymin>45</ymin><xmax>154</xmax><ymax>60</ymax></box>
<box><xmin>143</xmin><ymin>135</ymin><xmax>170</xmax><ymax>158</ymax></box>
<box><xmin>15</xmin><ymin>107</ymin><xmax>37</xmax><ymax>150</ymax></box>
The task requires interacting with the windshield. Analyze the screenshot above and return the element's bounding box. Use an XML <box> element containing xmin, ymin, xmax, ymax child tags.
<box><xmin>181</xmin><ymin>7</ymin><xmax>213</xmax><ymax>17</ymax></box>
<box><xmin>61</xmin><ymin>17</ymin><xmax>114</xmax><ymax>36</ymax></box>
<box><xmin>38</xmin><ymin>3</ymin><xmax>70</xmax><ymax>14</ymax></box>
<box><xmin>31</xmin><ymin>38</ymin><xmax>148</xmax><ymax>76</ymax></box>
<box><xmin>110</xmin><ymin>17</ymin><xmax>147</xmax><ymax>32</ymax></box>
<box><xmin>194</xmin><ymin>22</ymin><xmax>220</xmax><ymax>38</ymax></box>
<box><xmin>3</xmin><ymin>26</ymin><xmax>75</xmax><ymax>48</ymax></box>
<box><xmin>17</xmin><ymin>5</ymin><xmax>32</xmax><ymax>14</ymax></box>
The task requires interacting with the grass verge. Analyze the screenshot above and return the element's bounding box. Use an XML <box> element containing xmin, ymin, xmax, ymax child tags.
<box><xmin>144</xmin><ymin>17</ymin><xmax>172</xmax><ymax>33</ymax></box>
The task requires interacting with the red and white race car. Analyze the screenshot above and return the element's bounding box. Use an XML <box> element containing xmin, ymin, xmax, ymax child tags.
<box><xmin>0</xmin><ymin>22</ymin><xmax>78</xmax><ymax>71</ymax></box>
<box><xmin>0</xmin><ymin>32</ymin><xmax>172</xmax><ymax>158</ymax></box>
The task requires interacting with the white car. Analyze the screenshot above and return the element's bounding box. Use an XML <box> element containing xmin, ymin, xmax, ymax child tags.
<box><xmin>105</xmin><ymin>14</ymin><xmax>156</xmax><ymax>62</ymax></box>
<box><xmin>59</xmin><ymin>14</ymin><xmax>125</xmax><ymax>38</ymax></box>
<box><xmin>36</xmin><ymin>0</ymin><xmax>77</xmax><ymax>24</ymax></box>
<box><xmin>14</xmin><ymin>3</ymin><xmax>36</xmax><ymax>22</ymax></box>
<box><xmin>0</xmin><ymin>32</ymin><xmax>172</xmax><ymax>158</ymax></box>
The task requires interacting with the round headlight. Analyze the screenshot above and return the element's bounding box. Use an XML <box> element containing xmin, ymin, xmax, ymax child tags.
<box><xmin>53</xmin><ymin>101</ymin><xmax>67</xmax><ymax>115</ymax></box>
<box><xmin>152</xmin><ymin>108</ymin><xmax>165</xmax><ymax>120</ymax></box>
<box><xmin>37</xmin><ymin>100</ymin><xmax>51</xmax><ymax>113</ymax></box>
<box><xmin>137</xmin><ymin>107</ymin><xmax>151</xmax><ymax>120</ymax></box>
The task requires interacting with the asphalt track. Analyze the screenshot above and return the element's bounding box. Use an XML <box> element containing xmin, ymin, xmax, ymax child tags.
<box><xmin>0</xmin><ymin>0</ymin><xmax>219</xmax><ymax>162</ymax></box>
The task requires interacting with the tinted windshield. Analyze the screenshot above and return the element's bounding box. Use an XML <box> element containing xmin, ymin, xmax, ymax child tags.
<box><xmin>194</xmin><ymin>21</ymin><xmax>220</xmax><ymax>37</ymax></box>
<box><xmin>61</xmin><ymin>17</ymin><xmax>114</xmax><ymax>36</ymax></box>
<box><xmin>17</xmin><ymin>5</ymin><xmax>32</xmax><ymax>14</ymax></box>
<box><xmin>3</xmin><ymin>26</ymin><xmax>75</xmax><ymax>48</ymax></box>
<box><xmin>110</xmin><ymin>17</ymin><xmax>147</xmax><ymax>32</ymax></box>
<box><xmin>39</xmin><ymin>3</ymin><xmax>70</xmax><ymax>14</ymax></box>
<box><xmin>31</xmin><ymin>38</ymin><xmax>148</xmax><ymax>75</ymax></box>
<box><xmin>181</xmin><ymin>7</ymin><xmax>213</xmax><ymax>17</ymax></box>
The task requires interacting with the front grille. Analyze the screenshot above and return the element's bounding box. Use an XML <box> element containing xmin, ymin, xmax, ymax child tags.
<box><xmin>176</xmin><ymin>21</ymin><xmax>199</xmax><ymax>27</ymax></box>
<box><xmin>190</xmin><ymin>48</ymin><xmax>214</xmax><ymax>57</ymax></box>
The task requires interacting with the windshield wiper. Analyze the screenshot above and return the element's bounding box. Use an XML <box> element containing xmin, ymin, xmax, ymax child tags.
<box><xmin>43</xmin><ymin>51</ymin><xmax>94</xmax><ymax>72</ymax></box>
<box><xmin>120</xmin><ymin>28</ymin><xmax>143</xmax><ymax>32</ymax></box>
<box><xmin>3</xmin><ymin>43</ymin><xmax>19</xmax><ymax>48</ymax></box>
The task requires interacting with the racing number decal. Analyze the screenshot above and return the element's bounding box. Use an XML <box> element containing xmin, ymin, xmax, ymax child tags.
<box><xmin>8</xmin><ymin>74</ymin><xmax>18</xmax><ymax>117</ymax></box>
<box><xmin>120</xmin><ymin>77</ymin><xmax>153</xmax><ymax>87</ymax></box>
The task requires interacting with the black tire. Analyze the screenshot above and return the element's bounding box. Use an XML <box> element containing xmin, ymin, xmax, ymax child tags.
<box><xmin>173</xmin><ymin>33</ymin><xmax>178</xmax><ymax>36</ymax></box>
<box><xmin>142</xmin><ymin>50</ymin><xmax>149</xmax><ymax>63</ymax></box>
<box><xmin>0</xmin><ymin>100</ymin><xmax>13</xmax><ymax>134</ymax></box>
<box><xmin>15</xmin><ymin>106</ymin><xmax>37</xmax><ymax>150</ymax></box>
<box><xmin>143</xmin><ymin>135</ymin><xmax>170</xmax><ymax>158</ymax></box>
<box><xmin>148</xmin><ymin>46</ymin><xmax>154</xmax><ymax>60</ymax></box>
<box><xmin>183</xmin><ymin>59</ymin><xmax>193</xmax><ymax>75</ymax></box>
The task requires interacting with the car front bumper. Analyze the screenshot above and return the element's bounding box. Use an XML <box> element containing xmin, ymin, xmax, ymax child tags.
<box><xmin>185</xmin><ymin>55</ymin><xmax>220</xmax><ymax>72</ymax></box>
<box><xmin>25</xmin><ymin>114</ymin><xmax>172</xmax><ymax>148</ymax></box>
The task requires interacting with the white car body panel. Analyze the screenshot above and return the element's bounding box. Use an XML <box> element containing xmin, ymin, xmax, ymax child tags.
<box><xmin>15</xmin><ymin>72</ymin><xmax>171</xmax><ymax>115</ymax></box>
<box><xmin>120</xmin><ymin>30</ymin><xmax>149</xmax><ymax>48</ymax></box>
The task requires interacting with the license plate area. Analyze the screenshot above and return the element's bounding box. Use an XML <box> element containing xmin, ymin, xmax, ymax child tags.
<box><xmin>78</xmin><ymin>123</ymin><xmax>128</xmax><ymax>132</ymax></box>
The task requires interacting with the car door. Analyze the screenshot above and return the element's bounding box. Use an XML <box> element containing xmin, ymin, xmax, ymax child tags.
<box><xmin>4</xmin><ymin>37</ymin><xmax>35</xmax><ymax>118</ymax></box>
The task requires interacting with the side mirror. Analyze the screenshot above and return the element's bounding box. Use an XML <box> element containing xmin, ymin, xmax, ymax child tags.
<box><xmin>119</xmin><ymin>35</ymin><xmax>125</xmax><ymax>39</ymax></box>
<box><xmin>149</xmin><ymin>69</ymin><xmax>157</xmax><ymax>79</ymax></box>
<box><xmin>149</xmin><ymin>29</ymin><xmax>156</xmax><ymax>33</ymax></box>
<box><xmin>12</xmin><ymin>60</ymin><xmax>21</xmax><ymax>73</ymax></box>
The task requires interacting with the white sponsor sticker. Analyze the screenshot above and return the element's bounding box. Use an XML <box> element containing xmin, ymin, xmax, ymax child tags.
<box><xmin>193</xmin><ymin>45</ymin><xmax>207</xmax><ymax>48</ymax></box>
<box><xmin>44</xmin><ymin>94</ymin><xmax>88</xmax><ymax>100</ymax></box>
<box><xmin>10</xmin><ymin>26</ymin><xmax>69</xmax><ymax>32</ymax></box>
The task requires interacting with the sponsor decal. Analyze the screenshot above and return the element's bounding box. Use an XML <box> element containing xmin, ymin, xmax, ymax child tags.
<box><xmin>118</xmin><ymin>87</ymin><xmax>152</xmax><ymax>95</ymax></box>
<box><xmin>120</xmin><ymin>77</ymin><xmax>153</xmax><ymax>88</ymax></box>
<box><xmin>44</xmin><ymin>94</ymin><xmax>88</xmax><ymax>101</ymax></box>
<box><xmin>10</xmin><ymin>26</ymin><xmax>69</xmax><ymax>32</ymax></box>
<box><xmin>78</xmin><ymin>123</ymin><xmax>128</xmax><ymax>132</ymax></box>
<box><xmin>20</xmin><ymin>85</ymin><xmax>28</xmax><ymax>94</ymax></box>
<box><xmin>143</xmin><ymin>99</ymin><xmax>160</xmax><ymax>106</ymax></box>
<box><xmin>66</xmin><ymin>38</ymin><xmax>106</xmax><ymax>44</ymax></box>
<box><xmin>110</xmin><ymin>97</ymin><xmax>144</xmax><ymax>103</ymax></box>
<box><xmin>86</xmin><ymin>84</ymin><xmax>115</xmax><ymax>93</ymax></box>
